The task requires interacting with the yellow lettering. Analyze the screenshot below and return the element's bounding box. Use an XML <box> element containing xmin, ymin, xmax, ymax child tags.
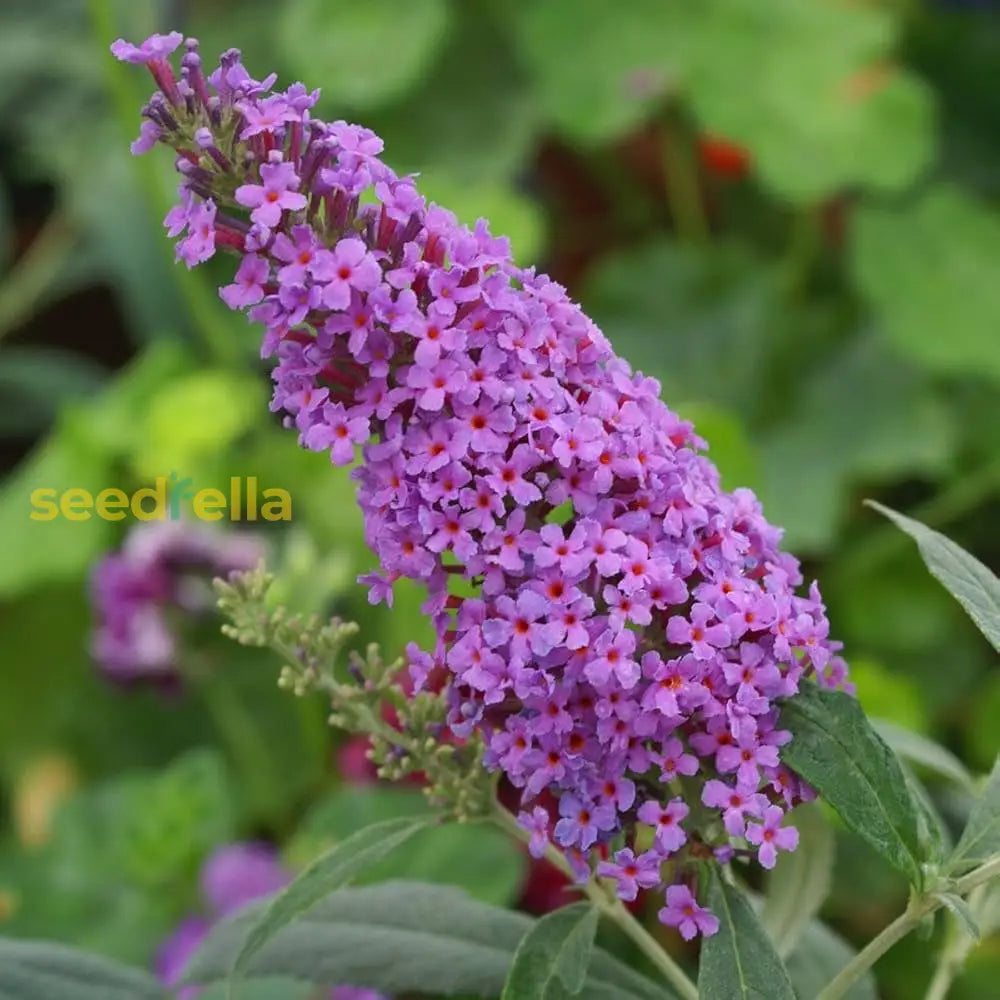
<box><xmin>261</xmin><ymin>488</ymin><xmax>292</xmax><ymax>521</ymax></box>
<box><xmin>60</xmin><ymin>489</ymin><xmax>93</xmax><ymax>521</ymax></box>
<box><xmin>28</xmin><ymin>488</ymin><xmax>58</xmax><ymax>521</ymax></box>
<box><xmin>193</xmin><ymin>488</ymin><xmax>226</xmax><ymax>521</ymax></box>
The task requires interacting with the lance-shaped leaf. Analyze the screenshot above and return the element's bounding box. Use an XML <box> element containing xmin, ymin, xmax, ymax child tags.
<box><xmin>186</xmin><ymin>881</ymin><xmax>668</xmax><ymax>1000</ymax></box>
<box><xmin>229</xmin><ymin>815</ymin><xmax>430</xmax><ymax>994</ymax></box>
<box><xmin>780</xmin><ymin>683</ymin><xmax>928</xmax><ymax>884</ymax></box>
<box><xmin>866</xmin><ymin>501</ymin><xmax>1000</xmax><ymax>654</ymax></box>
<box><xmin>699</xmin><ymin>870</ymin><xmax>796</xmax><ymax>1000</ymax></box>
<box><xmin>873</xmin><ymin>719</ymin><xmax>976</xmax><ymax>794</ymax></box>
<box><xmin>949</xmin><ymin>756</ymin><xmax>1000</xmax><ymax>872</ymax></box>
<box><xmin>0</xmin><ymin>937</ymin><xmax>167</xmax><ymax>1000</ymax></box>
<box><xmin>501</xmin><ymin>902</ymin><xmax>598</xmax><ymax>999</ymax></box>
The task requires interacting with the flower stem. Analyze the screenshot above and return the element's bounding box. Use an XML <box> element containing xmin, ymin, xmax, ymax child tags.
<box><xmin>490</xmin><ymin>801</ymin><xmax>699</xmax><ymax>1000</ymax></box>
<box><xmin>817</xmin><ymin>854</ymin><xmax>1000</xmax><ymax>1000</ymax></box>
<box><xmin>662</xmin><ymin>110</ymin><xmax>709</xmax><ymax>246</ymax></box>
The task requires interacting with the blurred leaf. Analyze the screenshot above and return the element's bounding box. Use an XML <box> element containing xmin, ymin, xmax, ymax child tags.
<box><xmin>949</xmin><ymin>756</ymin><xmax>1000</xmax><ymax>872</ymax></box>
<box><xmin>0</xmin><ymin>936</ymin><xmax>166</xmax><ymax>1000</ymax></box>
<box><xmin>501</xmin><ymin>902</ymin><xmax>598</xmax><ymax>1000</ymax></box>
<box><xmin>417</xmin><ymin>173</ymin><xmax>544</xmax><ymax>264</ymax></box>
<box><xmin>784</xmin><ymin>919</ymin><xmax>879</xmax><ymax>1000</ymax></box>
<box><xmin>512</xmin><ymin>0</ymin><xmax>687</xmax><ymax>144</ymax></box>
<box><xmin>0</xmin><ymin>412</ymin><xmax>114</xmax><ymax>597</ymax></box>
<box><xmin>113</xmin><ymin>748</ymin><xmax>236</xmax><ymax>891</ymax></box>
<box><xmin>685</xmin><ymin>0</ymin><xmax>935</xmax><ymax>200</ymax></box>
<box><xmin>584</xmin><ymin>239</ymin><xmax>776</xmax><ymax>413</ymax></box>
<box><xmin>0</xmin><ymin>342</ymin><xmax>191</xmax><ymax>597</ymax></box>
<box><xmin>197</xmin><ymin>981</ymin><xmax>312</xmax><ymax>1000</ymax></box>
<box><xmin>699</xmin><ymin>869</ymin><xmax>796</xmax><ymax>1000</ymax></box>
<box><xmin>0</xmin><ymin>347</ymin><xmax>108</xmax><ymax>439</ymax></box>
<box><xmin>967</xmin><ymin>675</ymin><xmax>1000</xmax><ymax>772</ymax></box>
<box><xmin>873</xmin><ymin>720</ymin><xmax>975</xmax><ymax>793</ymax></box>
<box><xmin>231</xmin><ymin>816</ymin><xmax>431</xmax><ymax>987</ymax></box>
<box><xmin>291</xmin><ymin>786</ymin><xmax>527</xmax><ymax>906</ymax></box>
<box><xmin>0</xmin><ymin>180</ymin><xmax>10</xmax><ymax>270</ymax></box>
<box><xmin>780</xmin><ymin>683</ymin><xmax>929</xmax><ymax>884</ymax></box>
<box><xmin>131</xmin><ymin>370</ymin><xmax>265</xmax><ymax>479</ymax></box>
<box><xmin>853</xmin><ymin>187</ymin><xmax>1000</xmax><ymax>383</ymax></box>
<box><xmin>186</xmin><ymin>881</ymin><xmax>666</xmax><ymax>1000</ymax></box>
<box><xmin>850</xmin><ymin>659</ymin><xmax>928</xmax><ymax>733</ymax></box>
<box><xmin>867</xmin><ymin>501</ymin><xmax>1000</xmax><ymax>654</ymax></box>
<box><xmin>762</xmin><ymin>804</ymin><xmax>835</xmax><ymax>960</ymax></box>
<box><xmin>759</xmin><ymin>335</ymin><xmax>954</xmax><ymax>551</ymax></box>
<box><xmin>373</xmin><ymin>0</ymin><xmax>538</xmax><ymax>182</ymax></box>
<box><xmin>673</xmin><ymin>401</ymin><xmax>761</xmax><ymax>494</ymax></box>
<box><xmin>279</xmin><ymin>0</ymin><xmax>452</xmax><ymax>110</ymax></box>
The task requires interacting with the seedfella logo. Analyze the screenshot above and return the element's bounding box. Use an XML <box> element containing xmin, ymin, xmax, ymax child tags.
<box><xmin>29</xmin><ymin>473</ymin><xmax>292</xmax><ymax>522</ymax></box>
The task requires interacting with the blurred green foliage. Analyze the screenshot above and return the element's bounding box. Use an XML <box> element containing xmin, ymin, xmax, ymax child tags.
<box><xmin>0</xmin><ymin>1</ymin><xmax>997</xmax><ymax>998</ymax></box>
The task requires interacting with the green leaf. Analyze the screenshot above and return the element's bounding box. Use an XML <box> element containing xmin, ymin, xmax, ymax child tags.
<box><xmin>512</xmin><ymin>0</ymin><xmax>689</xmax><ymax>143</ymax></box>
<box><xmin>132</xmin><ymin>370</ymin><xmax>265</xmax><ymax>480</ymax></box>
<box><xmin>784</xmin><ymin>919</ymin><xmax>879</xmax><ymax>1000</ymax></box>
<box><xmin>0</xmin><ymin>347</ymin><xmax>108</xmax><ymax>438</ymax></box>
<box><xmin>290</xmin><ymin>787</ymin><xmax>526</xmax><ymax>905</ymax></box>
<box><xmin>0</xmin><ymin>937</ymin><xmax>166</xmax><ymax>1000</ymax></box>
<box><xmin>779</xmin><ymin>683</ymin><xmax>928</xmax><ymax>883</ymax></box>
<box><xmin>758</xmin><ymin>335</ymin><xmax>954</xmax><ymax>552</ymax></box>
<box><xmin>372</xmin><ymin>1</ymin><xmax>538</xmax><ymax>183</ymax></box>
<box><xmin>865</xmin><ymin>501</ymin><xmax>1000</xmax><ymax>654</ymax></box>
<box><xmin>501</xmin><ymin>903</ymin><xmax>598</xmax><ymax>1000</ymax></box>
<box><xmin>872</xmin><ymin>719</ymin><xmax>975</xmax><ymax>793</ymax></box>
<box><xmin>949</xmin><ymin>756</ymin><xmax>1000</xmax><ymax>872</ymax></box>
<box><xmin>584</xmin><ymin>240</ymin><xmax>777</xmax><ymax>413</ymax></box>
<box><xmin>853</xmin><ymin>187</ymin><xmax>1000</xmax><ymax>382</ymax></box>
<box><xmin>279</xmin><ymin>0</ymin><xmax>452</xmax><ymax>110</ymax></box>
<box><xmin>185</xmin><ymin>881</ymin><xmax>667</xmax><ymax>1000</ymax></box>
<box><xmin>230</xmin><ymin>817</ymin><xmax>431</xmax><ymax>991</ymax></box>
<box><xmin>935</xmin><ymin>892</ymin><xmax>981</xmax><ymax>941</ymax></box>
<box><xmin>685</xmin><ymin>0</ymin><xmax>935</xmax><ymax>200</ymax></box>
<box><xmin>699</xmin><ymin>870</ymin><xmax>796</xmax><ymax>1000</ymax></box>
<box><xmin>112</xmin><ymin>748</ymin><xmax>236</xmax><ymax>890</ymax></box>
<box><xmin>761</xmin><ymin>804</ymin><xmax>835</xmax><ymax>959</ymax></box>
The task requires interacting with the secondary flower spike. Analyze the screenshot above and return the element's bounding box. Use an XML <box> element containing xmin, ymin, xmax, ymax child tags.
<box><xmin>114</xmin><ymin>34</ymin><xmax>851</xmax><ymax>935</ymax></box>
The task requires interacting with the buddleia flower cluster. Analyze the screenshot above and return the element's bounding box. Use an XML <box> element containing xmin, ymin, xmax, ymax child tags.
<box><xmin>115</xmin><ymin>32</ymin><xmax>850</xmax><ymax>936</ymax></box>
<box><xmin>90</xmin><ymin>518</ymin><xmax>261</xmax><ymax>683</ymax></box>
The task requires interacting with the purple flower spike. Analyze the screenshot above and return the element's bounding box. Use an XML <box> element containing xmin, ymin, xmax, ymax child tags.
<box><xmin>117</xmin><ymin>35</ymin><xmax>853</xmax><ymax>939</ymax></box>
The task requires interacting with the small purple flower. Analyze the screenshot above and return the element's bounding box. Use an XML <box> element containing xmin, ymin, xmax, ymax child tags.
<box><xmin>518</xmin><ymin>806</ymin><xmax>551</xmax><ymax>860</ymax></box>
<box><xmin>659</xmin><ymin>884</ymin><xmax>719</xmax><ymax>940</ymax></box>
<box><xmin>220</xmin><ymin>254</ymin><xmax>270</xmax><ymax>309</ymax></box>
<box><xmin>637</xmin><ymin>798</ymin><xmax>689</xmax><ymax>854</ymax></box>
<box><xmin>200</xmin><ymin>842</ymin><xmax>290</xmax><ymax>917</ymax></box>
<box><xmin>111</xmin><ymin>32</ymin><xmax>183</xmax><ymax>64</ymax></box>
<box><xmin>553</xmin><ymin>794</ymin><xmax>615</xmax><ymax>851</ymax></box>
<box><xmin>745</xmin><ymin>805</ymin><xmax>799</xmax><ymax>869</ymax></box>
<box><xmin>235</xmin><ymin>160</ymin><xmax>308</xmax><ymax>229</ymax></box>
<box><xmin>701</xmin><ymin>779</ymin><xmax>766</xmax><ymax>838</ymax></box>
<box><xmin>597</xmin><ymin>848</ymin><xmax>661</xmax><ymax>901</ymax></box>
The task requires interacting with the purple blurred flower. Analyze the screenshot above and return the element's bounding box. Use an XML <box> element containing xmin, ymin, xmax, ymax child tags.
<box><xmin>89</xmin><ymin>520</ymin><xmax>262</xmax><ymax>684</ymax></box>
<box><xmin>155</xmin><ymin>842</ymin><xmax>390</xmax><ymax>999</ymax></box>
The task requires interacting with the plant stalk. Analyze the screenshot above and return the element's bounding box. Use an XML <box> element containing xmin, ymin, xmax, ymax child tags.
<box><xmin>818</xmin><ymin>853</ymin><xmax>1000</xmax><ymax>1000</ymax></box>
<box><xmin>491</xmin><ymin>801</ymin><xmax>699</xmax><ymax>1000</ymax></box>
